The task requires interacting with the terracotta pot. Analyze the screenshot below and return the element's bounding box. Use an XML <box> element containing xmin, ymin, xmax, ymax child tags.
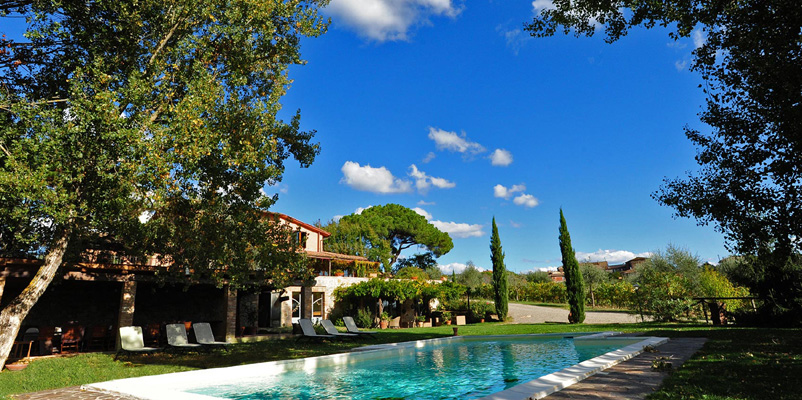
<box><xmin>380</xmin><ymin>320</ymin><xmax>389</xmax><ymax>329</ymax></box>
<box><xmin>479</xmin><ymin>319</ymin><xmax>485</xmax><ymax>323</ymax></box>
<box><xmin>445</xmin><ymin>320</ymin><xmax>452</xmax><ymax>325</ymax></box>
<box><xmin>334</xmin><ymin>273</ymin><xmax>344</xmax><ymax>277</ymax></box>
<box><xmin>6</xmin><ymin>363</ymin><xmax>27</xmax><ymax>371</ymax></box>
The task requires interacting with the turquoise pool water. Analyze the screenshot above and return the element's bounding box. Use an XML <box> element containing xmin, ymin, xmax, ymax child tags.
<box><xmin>187</xmin><ymin>336</ymin><xmax>640</xmax><ymax>400</ymax></box>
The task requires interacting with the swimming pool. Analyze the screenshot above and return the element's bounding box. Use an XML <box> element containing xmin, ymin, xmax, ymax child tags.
<box><xmin>85</xmin><ymin>333</ymin><xmax>667</xmax><ymax>400</ymax></box>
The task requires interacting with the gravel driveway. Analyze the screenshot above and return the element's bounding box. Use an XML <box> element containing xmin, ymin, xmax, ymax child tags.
<box><xmin>507</xmin><ymin>303</ymin><xmax>644</xmax><ymax>324</ymax></box>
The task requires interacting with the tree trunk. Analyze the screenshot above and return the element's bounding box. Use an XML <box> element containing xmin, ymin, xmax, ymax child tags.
<box><xmin>0</xmin><ymin>227</ymin><xmax>71</xmax><ymax>370</ymax></box>
<box><xmin>376</xmin><ymin>297</ymin><xmax>384</xmax><ymax>326</ymax></box>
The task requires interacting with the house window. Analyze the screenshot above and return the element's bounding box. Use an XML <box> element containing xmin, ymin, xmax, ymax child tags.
<box><xmin>294</xmin><ymin>231</ymin><xmax>308</xmax><ymax>247</ymax></box>
<box><xmin>291</xmin><ymin>292</ymin><xmax>302</xmax><ymax>320</ymax></box>
<box><xmin>312</xmin><ymin>292</ymin><xmax>324</xmax><ymax>319</ymax></box>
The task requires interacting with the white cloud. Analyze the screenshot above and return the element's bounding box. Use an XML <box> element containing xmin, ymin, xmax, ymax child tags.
<box><xmin>574</xmin><ymin>249</ymin><xmax>653</xmax><ymax>264</ymax></box>
<box><xmin>412</xmin><ymin>207</ymin><xmax>433</xmax><ymax>220</ymax></box>
<box><xmin>422</xmin><ymin>152</ymin><xmax>436</xmax><ymax>163</ymax></box>
<box><xmin>439</xmin><ymin>262</ymin><xmax>487</xmax><ymax>274</ymax></box>
<box><xmin>408</xmin><ymin>164</ymin><xmax>456</xmax><ymax>193</ymax></box>
<box><xmin>674</xmin><ymin>59</ymin><xmax>688</xmax><ymax>71</ymax></box>
<box><xmin>531</xmin><ymin>0</ymin><xmax>600</xmax><ymax>29</ymax></box>
<box><xmin>490</xmin><ymin>149</ymin><xmax>513</xmax><ymax>166</ymax></box>
<box><xmin>430</xmin><ymin>177</ymin><xmax>454</xmax><ymax>188</ymax></box>
<box><xmin>493</xmin><ymin>184</ymin><xmax>526</xmax><ymax>199</ymax></box>
<box><xmin>428</xmin><ymin>127</ymin><xmax>486</xmax><ymax>155</ymax></box>
<box><xmin>531</xmin><ymin>0</ymin><xmax>554</xmax><ymax>12</ymax></box>
<box><xmin>509</xmin><ymin>220</ymin><xmax>522</xmax><ymax>228</ymax></box>
<box><xmin>497</xmin><ymin>25</ymin><xmax>530</xmax><ymax>55</ymax></box>
<box><xmin>513</xmin><ymin>193</ymin><xmax>539</xmax><ymax>208</ymax></box>
<box><xmin>431</xmin><ymin>220</ymin><xmax>484</xmax><ymax>238</ymax></box>
<box><xmin>325</xmin><ymin>0</ymin><xmax>462</xmax><ymax>42</ymax></box>
<box><xmin>667</xmin><ymin>41</ymin><xmax>688</xmax><ymax>49</ymax></box>
<box><xmin>333</xmin><ymin>205</ymin><xmax>374</xmax><ymax>222</ymax></box>
<box><xmin>417</xmin><ymin>200</ymin><xmax>436</xmax><ymax>206</ymax></box>
<box><xmin>692</xmin><ymin>28</ymin><xmax>706</xmax><ymax>49</ymax></box>
<box><xmin>340</xmin><ymin>161</ymin><xmax>413</xmax><ymax>194</ymax></box>
<box><xmin>495</xmin><ymin>183</ymin><xmax>538</xmax><ymax>208</ymax></box>
<box><xmin>415</xmin><ymin>207</ymin><xmax>484</xmax><ymax>238</ymax></box>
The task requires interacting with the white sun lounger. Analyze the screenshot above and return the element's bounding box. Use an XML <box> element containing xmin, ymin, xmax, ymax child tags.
<box><xmin>166</xmin><ymin>324</ymin><xmax>202</xmax><ymax>351</ymax></box>
<box><xmin>116</xmin><ymin>326</ymin><xmax>160</xmax><ymax>359</ymax></box>
<box><xmin>192</xmin><ymin>322</ymin><xmax>228</xmax><ymax>349</ymax></box>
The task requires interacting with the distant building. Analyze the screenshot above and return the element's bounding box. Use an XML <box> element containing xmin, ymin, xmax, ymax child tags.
<box><xmin>548</xmin><ymin>267</ymin><xmax>565</xmax><ymax>282</ymax></box>
<box><xmin>606</xmin><ymin>257</ymin><xmax>649</xmax><ymax>276</ymax></box>
<box><xmin>549</xmin><ymin>257</ymin><xmax>649</xmax><ymax>281</ymax></box>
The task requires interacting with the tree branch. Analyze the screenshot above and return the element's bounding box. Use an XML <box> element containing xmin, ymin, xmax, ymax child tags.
<box><xmin>149</xmin><ymin>16</ymin><xmax>184</xmax><ymax>67</ymax></box>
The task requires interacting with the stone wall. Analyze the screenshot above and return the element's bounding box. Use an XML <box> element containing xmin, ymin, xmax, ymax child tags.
<box><xmin>314</xmin><ymin>276</ymin><xmax>370</xmax><ymax>316</ymax></box>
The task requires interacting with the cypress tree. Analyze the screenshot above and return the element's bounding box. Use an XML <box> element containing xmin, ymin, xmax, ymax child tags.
<box><xmin>490</xmin><ymin>217</ymin><xmax>509</xmax><ymax>321</ymax></box>
<box><xmin>559</xmin><ymin>209</ymin><xmax>586</xmax><ymax>323</ymax></box>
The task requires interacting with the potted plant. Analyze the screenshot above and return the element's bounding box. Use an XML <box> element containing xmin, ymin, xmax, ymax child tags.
<box><xmin>5</xmin><ymin>358</ymin><xmax>30</xmax><ymax>371</ymax></box>
<box><xmin>379</xmin><ymin>312</ymin><xmax>390</xmax><ymax>329</ymax></box>
<box><xmin>442</xmin><ymin>311</ymin><xmax>452</xmax><ymax>325</ymax></box>
<box><xmin>333</xmin><ymin>269</ymin><xmax>344</xmax><ymax>277</ymax></box>
<box><xmin>416</xmin><ymin>315</ymin><xmax>426</xmax><ymax>327</ymax></box>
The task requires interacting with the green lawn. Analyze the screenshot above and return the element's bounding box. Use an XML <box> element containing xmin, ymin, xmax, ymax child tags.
<box><xmin>2</xmin><ymin>323</ymin><xmax>801</xmax><ymax>400</ymax></box>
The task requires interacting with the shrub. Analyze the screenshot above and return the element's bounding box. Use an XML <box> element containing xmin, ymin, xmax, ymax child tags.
<box><xmin>636</xmin><ymin>267</ymin><xmax>695</xmax><ymax>321</ymax></box>
<box><xmin>593</xmin><ymin>281</ymin><xmax>635</xmax><ymax>308</ymax></box>
<box><xmin>469</xmin><ymin>302</ymin><xmax>493</xmax><ymax>321</ymax></box>
<box><xmin>524</xmin><ymin>281</ymin><xmax>567</xmax><ymax>303</ymax></box>
<box><xmin>698</xmin><ymin>266</ymin><xmax>751</xmax><ymax>312</ymax></box>
<box><xmin>328</xmin><ymin>306</ymin><xmax>346</xmax><ymax>326</ymax></box>
<box><xmin>355</xmin><ymin>307</ymin><xmax>373</xmax><ymax>328</ymax></box>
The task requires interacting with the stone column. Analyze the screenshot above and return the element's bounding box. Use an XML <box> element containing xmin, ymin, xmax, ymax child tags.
<box><xmin>116</xmin><ymin>280</ymin><xmax>137</xmax><ymax>350</ymax></box>
<box><xmin>224</xmin><ymin>286</ymin><xmax>237</xmax><ymax>342</ymax></box>
<box><xmin>301</xmin><ymin>286</ymin><xmax>313</xmax><ymax>319</ymax></box>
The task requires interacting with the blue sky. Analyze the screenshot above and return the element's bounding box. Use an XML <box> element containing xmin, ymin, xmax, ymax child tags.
<box><xmin>2</xmin><ymin>1</ymin><xmax>729</xmax><ymax>273</ymax></box>
<box><xmin>272</xmin><ymin>0</ymin><xmax>729</xmax><ymax>273</ymax></box>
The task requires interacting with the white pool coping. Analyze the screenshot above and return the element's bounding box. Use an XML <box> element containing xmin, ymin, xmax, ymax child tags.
<box><xmin>83</xmin><ymin>332</ymin><xmax>667</xmax><ymax>400</ymax></box>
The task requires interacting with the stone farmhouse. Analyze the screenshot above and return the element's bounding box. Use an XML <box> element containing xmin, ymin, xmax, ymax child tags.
<box><xmin>1</xmin><ymin>213</ymin><xmax>378</xmax><ymax>352</ymax></box>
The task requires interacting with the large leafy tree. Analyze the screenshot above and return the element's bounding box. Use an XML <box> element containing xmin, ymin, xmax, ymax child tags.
<box><xmin>559</xmin><ymin>209</ymin><xmax>585</xmax><ymax>323</ymax></box>
<box><xmin>490</xmin><ymin>217</ymin><xmax>508</xmax><ymax>321</ymax></box>
<box><xmin>526</xmin><ymin>0</ymin><xmax>802</xmax><ymax>320</ymax></box>
<box><xmin>326</xmin><ymin>204</ymin><xmax>453</xmax><ymax>271</ymax></box>
<box><xmin>0</xmin><ymin>0</ymin><xmax>327</xmax><ymax>369</ymax></box>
